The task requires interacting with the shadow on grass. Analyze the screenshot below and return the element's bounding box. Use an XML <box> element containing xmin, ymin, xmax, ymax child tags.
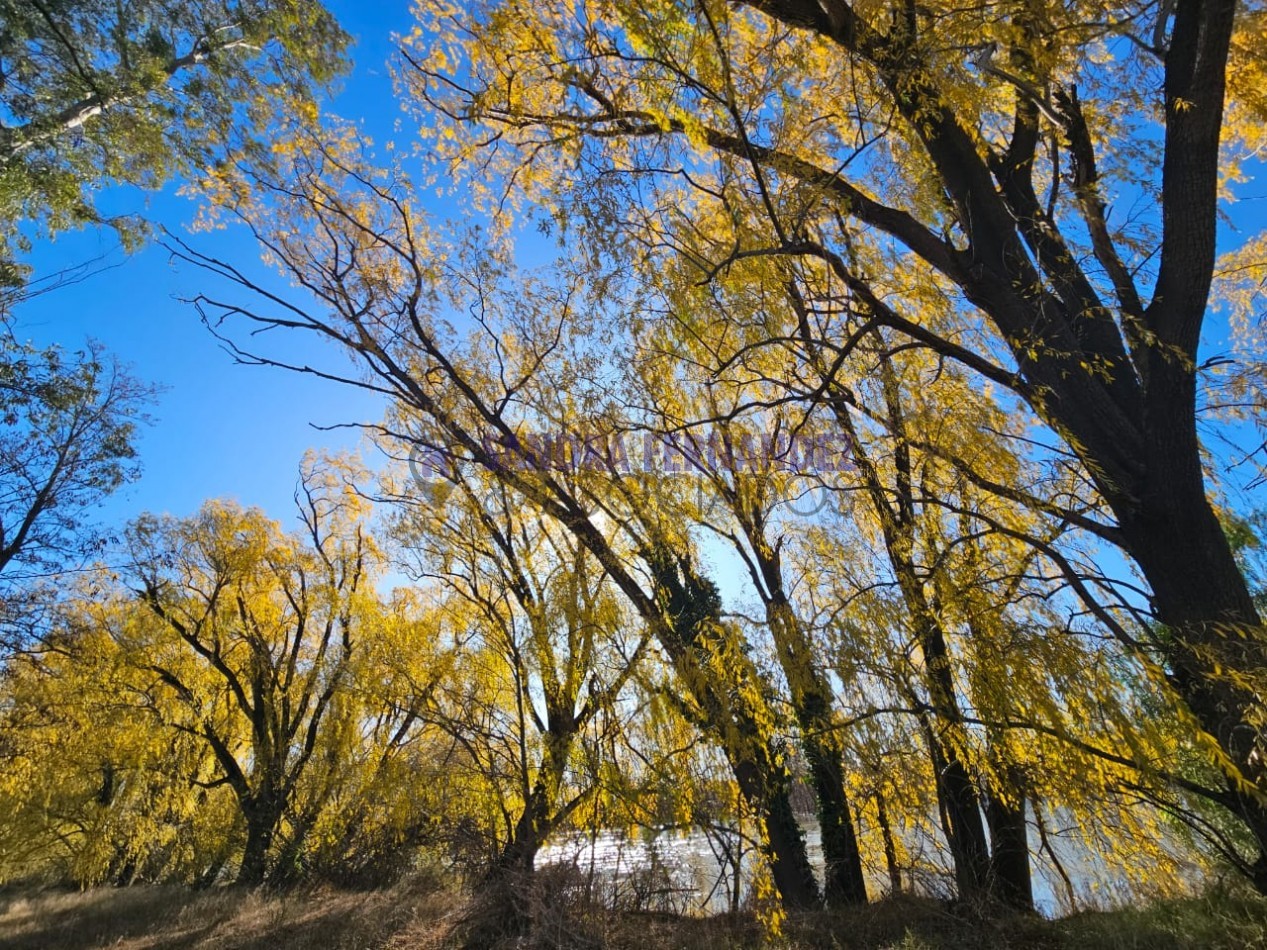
<box><xmin>0</xmin><ymin>881</ymin><xmax>448</xmax><ymax>950</ymax></box>
<box><xmin>778</xmin><ymin>888</ymin><xmax>1267</xmax><ymax>950</ymax></box>
<box><xmin>1</xmin><ymin>880</ymin><xmax>1265</xmax><ymax>949</ymax></box>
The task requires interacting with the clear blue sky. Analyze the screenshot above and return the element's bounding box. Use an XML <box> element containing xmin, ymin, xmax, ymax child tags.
<box><xmin>10</xmin><ymin>2</ymin><xmax>419</xmax><ymax>530</ymax></box>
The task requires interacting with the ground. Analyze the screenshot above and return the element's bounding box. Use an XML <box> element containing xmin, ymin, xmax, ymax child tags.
<box><xmin>1</xmin><ymin>877</ymin><xmax>1266</xmax><ymax>949</ymax></box>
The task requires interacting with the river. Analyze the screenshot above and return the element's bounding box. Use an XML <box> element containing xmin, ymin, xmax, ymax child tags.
<box><xmin>537</xmin><ymin>818</ymin><xmax>1199</xmax><ymax>918</ymax></box>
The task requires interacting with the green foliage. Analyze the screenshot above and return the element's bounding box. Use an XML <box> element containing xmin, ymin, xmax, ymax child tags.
<box><xmin>0</xmin><ymin>332</ymin><xmax>149</xmax><ymax>575</ymax></box>
<box><xmin>0</xmin><ymin>0</ymin><xmax>349</xmax><ymax>287</ymax></box>
<box><xmin>0</xmin><ymin>328</ymin><xmax>153</xmax><ymax>655</ymax></box>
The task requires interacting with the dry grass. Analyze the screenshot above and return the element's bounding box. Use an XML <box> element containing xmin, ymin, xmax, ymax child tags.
<box><xmin>1</xmin><ymin>878</ymin><xmax>1265</xmax><ymax>949</ymax></box>
<box><xmin>0</xmin><ymin>879</ymin><xmax>454</xmax><ymax>950</ymax></box>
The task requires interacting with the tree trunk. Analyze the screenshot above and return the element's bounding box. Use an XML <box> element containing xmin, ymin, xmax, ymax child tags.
<box><xmin>1121</xmin><ymin>483</ymin><xmax>1263</xmax><ymax>769</ymax></box>
<box><xmin>1121</xmin><ymin>488</ymin><xmax>1267</xmax><ymax>881</ymax></box>
<box><xmin>874</xmin><ymin>791</ymin><xmax>903</xmax><ymax>895</ymax></box>
<box><xmin>472</xmin><ymin>790</ymin><xmax>550</xmax><ymax>943</ymax></box>
<box><xmin>765</xmin><ymin>596</ymin><xmax>867</xmax><ymax>905</ymax></box>
<box><xmin>803</xmin><ymin>735</ymin><xmax>868</xmax><ymax>904</ymax></box>
<box><xmin>926</xmin><ymin>736</ymin><xmax>992</xmax><ymax>901</ymax></box>
<box><xmin>238</xmin><ymin>826</ymin><xmax>271</xmax><ymax>886</ymax></box>
<box><xmin>647</xmin><ymin>548</ymin><xmax>823</xmax><ymax>910</ymax></box>
<box><xmin>911</xmin><ymin>610</ymin><xmax>993</xmax><ymax>902</ymax></box>
<box><xmin>822</xmin><ymin>361</ymin><xmax>994</xmax><ymax>904</ymax></box>
<box><xmin>1111</xmin><ymin>389</ymin><xmax>1267</xmax><ymax>881</ymax></box>
<box><xmin>731</xmin><ymin>755</ymin><xmax>821</xmax><ymax>909</ymax></box>
<box><xmin>238</xmin><ymin>798</ymin><xmax>282</xmax><ymax>886</ymax></box>
<box><xmin>495</xmin><ymin>784</ymin><xmax>554</xmax><ymax>877</ymax></box>
<box><xmin>985</xmin><ymin>786</ymin><xmax>1033</xmax><ymax>912</ymax></box>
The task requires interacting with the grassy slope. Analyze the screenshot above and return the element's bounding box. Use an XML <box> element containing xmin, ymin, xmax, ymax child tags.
<box><xmin>1</xmin><ymin>880</ymin><xmax>1266</xmax><ymax>949</ymax></box>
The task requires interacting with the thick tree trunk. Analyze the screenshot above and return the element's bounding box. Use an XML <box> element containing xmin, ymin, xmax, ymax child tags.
<box><xmin>237</xmin><ymin>797</ymin><xmax>283</xmax><ymax>886</ymax></box>
<box><xmin>985</xmin><ymin>786</ymin><xmax>1033</xmax><ymax>912</ymax></box>
<box><xmin>926</xmin><ymin>736</ymin><xmax>992</xmax><ymax>901</ymax></box>
<box><xmin>731</xmin><ymin>756</ymin><xmax>822</xmax><ymax>909</ymax></box>
<box><xmin>490</xmin><ymin>719</ymin><xmax>577</xmax><ymax>882</ymax></box>
<box><xmin>1120</xmin><ymin>482</ymin><xmax>1263</xmax><ymax>770</ymax></box>
<box><xmin>647</xmin><ymin>549</ymin><xmax>823</xmax><ymax>910</ymax></box>
<box><xmin>238</xmin><ymin>818</ymin><xmax>274</xmax><ymax>886</ymax></box>
<box><xmin>1102</xmin><ymin>376</ymin><xmax>1267</xmax><ymax>882</ymax></box>
<box><xmin>1120</xmin><ymin>482</ymin><xmax>1267</xmax><ymax>880</ymax></box>
<box><xmin>472</xmin><ymin>797</ymin><xmax>548</xmax><ymax>943</ymax></box>
<box><xmin>469</xmin><ymin>819</ymin><xmax>544</xmax><ymax>949</ymax></box>
<box><xmin>803</xmin><ymin>735</ymin><xmax>868</xmax><ymax>904</ymax></box>
<box><xmin>495</xmin><ymin>785</ymin><xmax>554</xmax><ymax>877</ymax></box>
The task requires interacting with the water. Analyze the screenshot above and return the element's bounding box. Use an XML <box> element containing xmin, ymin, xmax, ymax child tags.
<box><xmin>536</xmin><ymin>818</ymin><xmax>1195</xmax><ymax>918</ymax></box>
<box><xmin>537</xmin><ymin>825</ymin><xmax>757</xmax><ymax>916</ymax></box>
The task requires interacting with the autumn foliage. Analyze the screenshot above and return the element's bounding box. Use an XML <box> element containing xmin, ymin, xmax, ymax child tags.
<box><xmin>3</xmin><ymin>1</ymin><xmax>1267</xmax><ymax>943</ymax></box>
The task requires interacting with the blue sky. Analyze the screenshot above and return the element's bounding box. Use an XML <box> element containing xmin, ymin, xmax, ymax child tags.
<box><xmin>10</xmin><ymin>2</ymin><xmax>418</xmax><ymax>530</ymax></box>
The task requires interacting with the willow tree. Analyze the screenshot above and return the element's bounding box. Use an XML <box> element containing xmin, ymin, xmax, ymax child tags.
<box><xmin>622</xmin><ymin>308</ymin><xmax>872</xmax><ymax>904</ymax></box>
<box><xmin>121</xmin><ymin>470</ymin><xmax>376</xmax><ymax>886</ymax></box>
<box><xmin>388</xmin><ymin>460</ymin><xmax>651</xmax><ymax>879</ymax></box>
<box><xmin>0</xmin><ymin>591</ymin><xmax>236</xmax><ymax>886</ymax></box>
<box><xmin>0</xmin><ymin>471</ymin><xmax>449</xmax><ymax>887</ymax></box>
<box><xmin>175</xmin><ymin>135</ymin><xmax>830</xmax><ymax>906</ymax></box>
<box><xmin>589</xmin><ymin>155</ymin><xmax>1203</xmax><ymax>905</ymax></box>
<box><xmin>402</xmin><ymin>0</ymin><xmax>1267</xmax><ymax>883</ymax></box>
<box><xmin>626</xmin><ymin>252</ymin><xmax>1187</xmax><ymax>907</ymax></box>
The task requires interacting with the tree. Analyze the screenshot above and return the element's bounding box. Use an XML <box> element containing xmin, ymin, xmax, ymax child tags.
<box><xmin>0</xmin><ymin>329</ymin><xmax>152</xmax><ymax>651</ymax></box>
<box><xmin>391</xmin><ymin>461</ymin><xmax>650</xmax><ymax>875</ymax></box>
<box><xmin>622</xmin><ymin>330</ymin><xmax>872</xmax><ymax>904</ymax></box>
<box><xmin>400</xmin><ymin>0</ymin><xmax>1267</xmax><ymax>885</ymax></box>
<box><xmin>0</xmin><ymin>0</ymin><xmax>348</xmax><ymax>287</ymax></box>
<box><xmin>121</xmin><ymin>466</ymin><xmax>375</xmax><ymax>885</ymax></box>
<box><xmin>618</xmin><ymin>254</ymin><xmax>1181</xmax><ymax>909</ymax></box>
<box><xmin>173</xmin><ymin>142</ymin><xmax>835</xmax><ymax>906</ymax></box>
<box><xmin>0</xmin><ymin>0</ymin><xmax>344</xmax><ymax>632</ymax></box>
<box><xmin>0</xmin><ymin>465</ymin><xmax>459</xmax><ymax>888</ymax></box>
<box><xmin>171</xmin><ymin>101</ymin><xmax>1241</xmax><ymax>908</ymax></box>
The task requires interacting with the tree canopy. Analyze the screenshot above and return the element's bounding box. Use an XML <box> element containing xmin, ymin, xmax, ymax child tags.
<box><xmin>5</xmin><ymin>0</ymin><xmax>1267</xmax><ymax>938</ymax></box>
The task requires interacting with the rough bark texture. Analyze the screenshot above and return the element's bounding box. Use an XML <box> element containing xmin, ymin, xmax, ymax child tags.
<box><xmin>238</xmin><ymin>795</ymin><xmax>283</xmax><ymax>886</ymax></box>
<box><xmin>755</xmin><ymin>540</ymin><xmax>867</xmax><ymax>903</ymax></box>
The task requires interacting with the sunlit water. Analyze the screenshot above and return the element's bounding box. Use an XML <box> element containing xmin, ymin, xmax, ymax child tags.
<box><xmin>536</xmin><ymin>819</ymin><xmax>1189</xmax><ymax>918</ymax></box>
